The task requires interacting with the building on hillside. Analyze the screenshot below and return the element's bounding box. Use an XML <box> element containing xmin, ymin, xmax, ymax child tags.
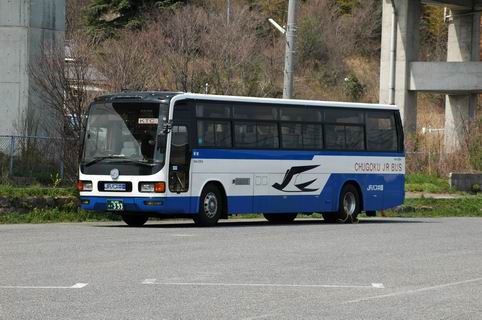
<box><xmin>0</xmin><ymin>0</ymin><xmax>65</xmax><ymax>136</ymax></box>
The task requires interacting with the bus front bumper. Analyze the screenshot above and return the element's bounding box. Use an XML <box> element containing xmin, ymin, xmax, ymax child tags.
<box><xmin>79</xmin><ymin>196</ymin><xmax>194</xmax><ymax>214</ymax></box>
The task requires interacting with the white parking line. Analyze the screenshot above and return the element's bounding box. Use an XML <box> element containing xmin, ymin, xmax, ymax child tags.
<box><xmin>0</xmin><ymin>283</ymin><xmax>88</xmax><ymax>289</ymax></box>
<box><xmin>346</xmin><ymin>276</ymin><xmax>482</xmax><ymax>303</ymax></box>
<box><xmin>142</xmin><ymin>279</ymin><xmax>384</xmax><ymax>289</ymax></box>
<box><xmin>242</xmin><ymin>313</ymin><xmax>277</xmax><ymax>320</ymax></box>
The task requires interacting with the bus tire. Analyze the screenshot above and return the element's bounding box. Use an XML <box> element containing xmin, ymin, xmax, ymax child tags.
<box><xmin>121</xmin><ymin>214</ymin><xmax>148</xmax><ymax>227</ymax></box>
<box><xmin>337</xmin><ymin>184</ymin><xmax>360</xmax><ymax>224</ymax></box>
<box><xmin>194</xmin><ymin>184</ymin><xmax>223</xmax><ymax>227</ymax></box>
<box><xmin>263</xmin><ymin>213</ymin><xmax>297</xmax><ymax>224</ymax></box>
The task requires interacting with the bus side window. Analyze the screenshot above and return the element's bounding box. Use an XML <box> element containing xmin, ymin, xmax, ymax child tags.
<box><xmin>233</xmin><ymin>104</ymin><xmax>278</xmax><ymax>120</ymax></box>
<box><xmin>345</xmin><ymin>126</ymin><xmax>365</xmax><ymax>150</ymax></box>
<box><xmin>325</xmin><ymin>125</ymin><xmax>364</xmax><ymax>150</ymax></box>
<box><xmin>325</xmin><ymin>109</ymin><xmax>363</xmax><ymax>124</ymax></box>
<box><xmin>280</xmin><ymin>107</ymin><xmax>322</xmax><ymax>122</ymax></box>
<box><xmin>234</xmin><ymin>122</ymin><xmax>279</xmax><ymax>149</ymax></box>
<box><xmin>366</xmin><ymin>111</ymin><xmax>398</xmax><ymax>152</ymax></box>
<box><xmin>197</xmin><ymin>120</ymin><xmax>232</xmax><ymax>148</ymax></box>
<box><xmin>197</xmin><ymin>121</ymin><xmax>215</xmax><ymax>146</ymax></box>
<box><xmin>196</xmin><ymin>103</ymin><xmax>231</xmax><ymax>118</ymax></box>
<box><xmin>325</xmin><ymin>125</ymin><xmax>346</xmax><ymax>150</ymax></box>
<box><xmin>234</xmin><ymin>122</ymin><xmax>257</xmax><ymax>148</ymax></box>
<box><xmin>281</xmin><ymin>124</ymin><xmax>302</xmax><ymax>149</ymax></box>
<box><xmin>257</xmin><ymin>123</ymin><xmax>279</xmax><ymax>149</ymax></box>
<box><xmin>303</xmin><ymin>124</ymin><xmax>323</xmax><ymax>149</ymax></box>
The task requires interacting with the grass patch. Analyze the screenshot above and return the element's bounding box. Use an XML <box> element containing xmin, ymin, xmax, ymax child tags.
<box><xmin>0</xmin><ymin>185</ymin><xmax>77</xmax><ymax>197</ymax></box>
<box><xmin>385</xmin><ymin>195</ymin><xmax>482</xmax><ymax>217</ymax></box>
<box><xmin>405</xmin><ymin>173</ymin><xmax>453</xmax><ymax>193</ymax></box>
<box><xmin>0</xmin><ymin>208</ymin><xmax>120</xmax><ymax>224</ymax></box>
<box><xmin>0</xmin><ymin>179</ymin><xmax>479</xmax><ymax>224</ymax></box>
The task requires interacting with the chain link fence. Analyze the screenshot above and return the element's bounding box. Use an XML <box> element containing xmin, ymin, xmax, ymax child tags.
<box><xmin>0</xmin><ymin>135</ymin><xmax>79</xmax><ymax>185</ymax></box>
<box><xmin>406</xmin><ymin>151</ymin><xmax>474</xmax><ymax>177</ymax></box>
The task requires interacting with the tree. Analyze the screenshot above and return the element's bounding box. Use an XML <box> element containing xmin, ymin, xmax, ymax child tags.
<box><xmin>94</xmin><ymin>28</ymin><xmax>157</xmax><ymax>91</ymax></box>
<box><xmin>247</xmin><ymin>0</ymin><xmax>286</xmax><ymax>22</ymax></box>
<box><xmin>29</xmin><ymin>33</ymin><xmax>102</xmax><ymax>178</ymax></box>
<box><xmin>152</xmin><ymin>5</ymin><xmax>276</xmax><ymax>96</ymax></box>
<box><xmin>201</xmin><ymin>6</ymin><xmax>264</xmax><ymax>95</ymax></box>
<box><xmin>420</xmin><ymin>5</ymin><xmax>448</xmax><ymax>61</ymax></box>
<box><xmin>66</xmin><ymin>0</ymin><xmax>91</xmax><ymax>38</ymax></box>
<box><xmin>333</xmin><ymin>0</ymin><xmax>358</xmax><ymax>15</ymax></box>
<box><xmin>155</xmin><ymin>6</ymin><xmax>210</xmax><ymax>92</ymax></box>
<box><xmin>84</xmin><ymin>0</ymin><xmax>187</xmax><ymax>40</ymax></box>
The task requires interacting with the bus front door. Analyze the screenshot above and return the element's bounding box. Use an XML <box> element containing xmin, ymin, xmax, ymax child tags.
<box><xmin>168</xmin><ymin>124</ymin><xmax>191</xmax><ymax>193</ymax></box>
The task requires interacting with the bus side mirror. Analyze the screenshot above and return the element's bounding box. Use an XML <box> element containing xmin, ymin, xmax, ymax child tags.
<box><xmin>162</xmin><ymin>121</ymin><xmax>173</xmax><ymax>134</ymax></box>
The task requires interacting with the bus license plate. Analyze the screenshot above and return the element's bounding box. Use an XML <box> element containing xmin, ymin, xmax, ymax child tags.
<box><xmin>104</xmin><ymin>183</ymin><xmax>126</xmax><ymax>191</ymax></box>
<box><xmin>107</xmin><ymin>200</ymin><xmax>123</xmax><ymax>211</ymax></box>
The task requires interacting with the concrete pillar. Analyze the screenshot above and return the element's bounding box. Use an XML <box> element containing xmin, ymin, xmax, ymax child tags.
<box><xmin>380</xmin><ymin>0</ymin><xmax>421</xmax><ymax>134</ymax></box>
<box><xmin>0</xmin><ymin>0</ymin><xmax>65</xmax><ymax>136</ymax></box>
<box><xmin>444</xmin><ymin>9</ymin><xmax>480</xmax><ymax>153</ymax></box>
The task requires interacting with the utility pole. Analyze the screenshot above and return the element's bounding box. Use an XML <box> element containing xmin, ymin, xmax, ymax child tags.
<box><xmin>283</xmin><ymin>0</ymin><xmax>298</xmax><ymax>99</ymax></box>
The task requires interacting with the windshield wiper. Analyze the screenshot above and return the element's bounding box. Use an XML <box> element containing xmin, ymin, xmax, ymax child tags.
<box><xmin>84</xmin><ymin>154</ymin><xmax>126</xmax><ymax>167</ymax></box>
<box><xmin>124</xmin><ymin>158</ymin><xmax>157</xmax><ymax>167</ymax></box>
<box><xmin>84</xmin><ymin>155</ymin><xmax>160</xmax><ymax>167</ymax></box>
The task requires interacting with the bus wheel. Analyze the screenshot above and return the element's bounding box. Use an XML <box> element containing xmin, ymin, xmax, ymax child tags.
<box><xmin>121</xmin><ymin>214</ymin><xmax>149</xmax><ymax>227</ymax></box>
<box><xmin>263</xmin><ymin>213</ymin><xmax>297</xmax><ymax>224</ymax></box>
<box><xmin>194</xmin><ymin>185</ymin><xmax>223</xmax><ymax>227</ymax></box>
<box><xmin>337</xmin><ymin>184</ymin><xmax>360</xmax><ymax>224</ymax></box>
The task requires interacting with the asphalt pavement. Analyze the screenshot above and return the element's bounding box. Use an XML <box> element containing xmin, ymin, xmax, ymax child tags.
<box><xmin>1</xmin><ymin>217</ymin><xmax>481</xmax><ymax>320</ymax></box>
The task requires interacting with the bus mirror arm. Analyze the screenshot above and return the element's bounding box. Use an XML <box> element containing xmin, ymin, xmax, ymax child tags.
<box><xmin>162</xmin><ymin>121</ymin><xmax>173</xmax><ymax>134</ymax></box>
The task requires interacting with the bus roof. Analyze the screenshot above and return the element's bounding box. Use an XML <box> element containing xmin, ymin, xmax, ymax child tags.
<box><xmin>174</xmin><ymin>93</ymin><xmax>398</xmax><ymax>110</ymax></box>
<box><xmin>94</xmin><ymin>91</ymin><xmax>398</xmax><ymax>111</ymax></box>
<box><xmin>93</xmin><ymin>91</ymin><xmax>182</xmax><ymax>103</ymax></box>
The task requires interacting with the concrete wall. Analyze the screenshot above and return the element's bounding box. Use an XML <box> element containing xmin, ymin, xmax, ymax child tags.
<box><xmin>410</xmin><ymin>62</ymin><xmax>482</xmax><ymax>92</ymax></box>
<box><xmin>380</xmin><ymin>0</ymin><xmax>482</xmax><ymax>153</ymax></box>
<box><xmin>0</xmin><ymin>0</ymin><xmax>64</xmax><ymax>136</ymax></box>
<box><xmin>450</xmin><ymin>173</ymin><xmax>482</xmax><ymax>192</ymax></box>
<box><xmin>444</xmin><ymin>9</ymin><xmax>480</xmax><ymax>153</ymax></box>
<box><xmin>379</xmin><ymin>0</ymin><xmax>421</xmax><ymax>134</ymax></box>
<box><xmin>0</xmin><ymin>0</ymin><xmax>29</xmax><ymax>135</ymax></box>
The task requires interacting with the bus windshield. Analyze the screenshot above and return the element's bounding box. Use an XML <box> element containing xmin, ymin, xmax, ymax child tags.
<box><xmin>81</xmin><ymin>102</ymin><xmax>168</xmax><ymax>175</ymax></box>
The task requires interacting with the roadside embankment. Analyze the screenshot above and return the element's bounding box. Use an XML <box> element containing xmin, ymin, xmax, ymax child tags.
<box><xmin>386</xmin><ymin>195</ymin><xmax>482</xmax><ymax>217</ymax></box>
<box><xmin>0</xmin><ymin>178</ymin><xmax>481</xmax><ymax>224</ymax></box>
<box><xmin>0</xmin><ymin>186</ymin><xmax>119</xmax><ymax>224</ymax></box>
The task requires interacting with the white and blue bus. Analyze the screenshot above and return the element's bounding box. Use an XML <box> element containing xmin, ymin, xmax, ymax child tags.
<box><xmin>78</xmin><ymin>92</ymin><xmax>404</xmax><ymax>226</ymax></box>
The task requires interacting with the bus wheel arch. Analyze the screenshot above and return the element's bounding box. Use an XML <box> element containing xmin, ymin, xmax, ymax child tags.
<box><xmin>194</xmin><ymin>181</ymin><xmax>228</xmax><ymax>226</ymax></box>
<box><xmin>322</xmin><ymin>181</ymin><xmax>363</xmax><ymax>224</ymax></box>
<box><xmin>341</xmin><ymin>180</ymin><xmax>364</xmax><ymax>212</ymax></box>
<box><xmin>207</xmin><ymin>181</ymin><xmax>228</xmax><ymax>219</ymax></box>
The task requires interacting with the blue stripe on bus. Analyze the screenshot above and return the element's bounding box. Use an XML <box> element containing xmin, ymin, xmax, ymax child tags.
<box><xmin>224</xmin><ymin>173</ymin><xmax>404</xmax><ymax>214</ymax></box>
<box><xmin>192</xmin><ymin>149</ymin><xmax>404</xmax><ymax>160</ymax></box>
<box><xmin>80</xmin><ymin>173</ymin><xmax>404</xmax><ymax>215</ymax></box>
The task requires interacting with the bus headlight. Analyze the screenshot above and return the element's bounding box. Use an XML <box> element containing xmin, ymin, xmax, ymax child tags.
<box><xmin>139</xmin><ymin>182</ymin><xmax>165</xmax><ymax>193</ymax></box>
<box><xmin>76</xmin><ymin>180</ymin><xmax>93</xmax><ymax>191</ymax></box>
